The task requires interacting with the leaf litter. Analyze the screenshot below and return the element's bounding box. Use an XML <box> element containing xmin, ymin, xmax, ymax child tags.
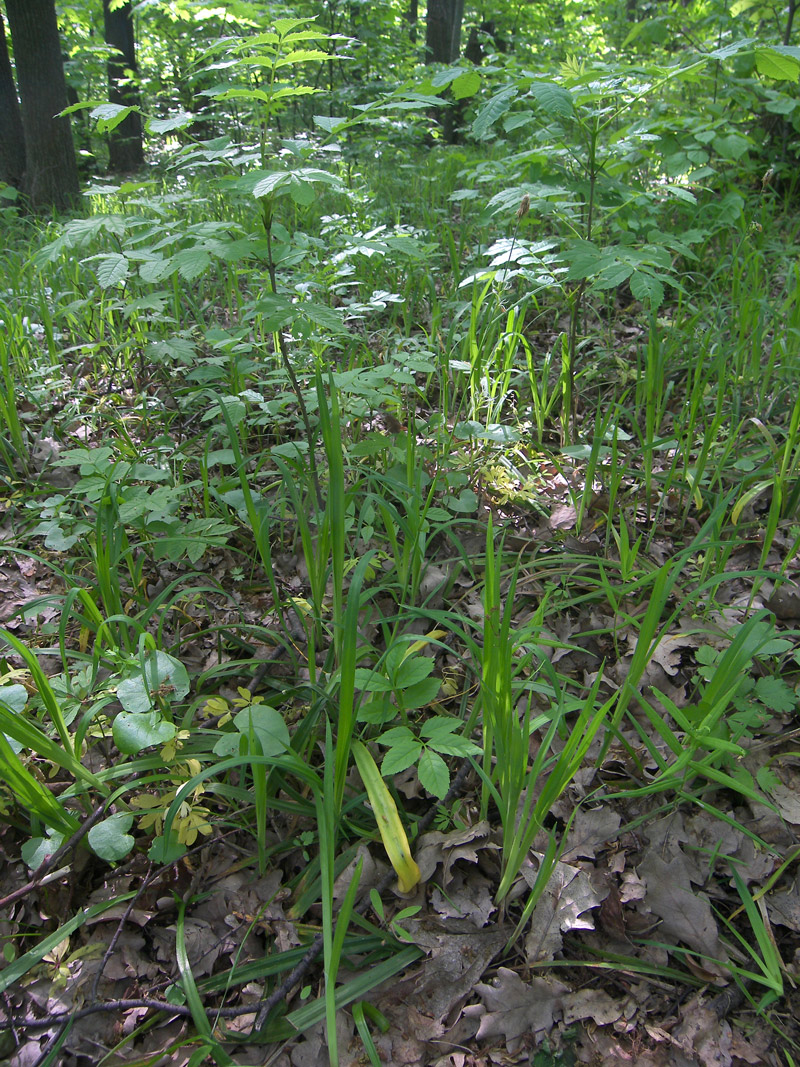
<box><xmin>3</xmin><ymin>462</ymin><xmax>800</xmax><ymax>1067</ymax></box>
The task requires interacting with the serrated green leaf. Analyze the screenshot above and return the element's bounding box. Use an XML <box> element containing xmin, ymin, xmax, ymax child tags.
<box><xmin>91</xmin><ymin>253</ymin><xmax>129</xmax><ymax>289</ymax></box>
<box><xmin>139</xmin><ymin>256</ymin><xmax>174</xmax><ymax>283</ymax></box>
<box><xmin>471</xmin><ymin>85</ymin><xmax>516</xmax><ymax>140</ymax></box>
<box><xmin>417</xmin><ymin>749</ymin><xmax>449</xmax><ymax>799</ymax></box>
<box><xmin>313</xmin><ymin>114</ymin><xmax>349</xmax><ymax>133</ymax></box>
<box><xmin>353</xmin><ymin>668</ymin><xmax>394</xmax><ymax>693</ymax></box>
<box><xmin>756</xmin><ymin>765</ymin><xmax>780</xmax><ymax>792</ymax></box>
<box><xmin>594</xmin><ymin>262</ymin><xmax>634</xmax><ymax>289</ymax></box>
<box><xmin>381</xmin><ymin>738</ymin><xmax>422</xmax><ymax>776</ymax></box>
<box><xmin>422</xmin><ymin>717</ymin><xmax>482</xmax><ymax>755</ymax></box>
<box><xmin>289</xmin><ymin>177</ymin><xmax>315</xmax><ymax>206</ymax></box>
<box><xmin>753</xmin><ymin>675</ymin><xmax>795</xmax><ymax>714</ymax></box>
<box><xmin>298</xmin><ymin>301</ymin><xmax>347</xmax><ymax>333</ymax></box>
<box><xmin>274</xmin><ymin>17</ymin><xmax>310</xmax><ymax>34</ymax></box>
<box><xmin>173</xmin><ymin>248</ymin><xmax>211</xmax><ymax>282</ymax></box>
<box><xmin>429</xmin><ymin>732</ymin><xmax>482</xmax><ymax>756</ymax></box>
<box><xmin>756</xmin><ymin>47</ymin><xmax>800</xmax><ymax>81</ymax></box>
<box><xmin>253</xmin><ymin>172</ymin><xmax>292</xmax><ymax>201</ymax></box>
<box><xmin>394</xmin><ymin>656</ymin><xmax>435</xmax><ymax>689</ymax></box>
<box><xmin>401</xmin><ymin>677</ymin><xmax>442</xmax><ymax>709</ymax></box>
<box><xmin>629</xmin><ymin>270</ymin><xmax>664</xmax><ymax>308</ymax></box>
<box><xmin>420</xmin><ymin>716</ymin><xmax>460</xmax><ymax>738</ymax></box>
<box><xmin>529</xmin><ymin>80</ymin><xmax>573</xmax><ymax>118</ymax></box>
<box><xmin>272</xmin><ymin>86</ymin><xmax>321</xmax><ymax>102</ymax></box>
<box><xmin>91</xmin><ymin>103</ymin><xmax>136</xmax><ymax>132</ymax></box>
<box><xmin>148</xmin><ymin>111</ymin><xmax>194</xmax><ymax>133</ymax></box>
<box><xmin>274</xmin><ymin>49</ymin><xmax>330</xmax><ymax>67</ymax></box>
<box><xmin>562</xmin><ymin>240</ymin><xmax>601</xmax><ymax>280</ymax></box>
<box><xmin>708</xmin><ymin>36</ymin><xmax>755</xmax><ymax>59</ymax></box>
<box><xmin>377</xmin><ymin>725</ymin><xmax>415</xmax><ymax>746</ymax></box>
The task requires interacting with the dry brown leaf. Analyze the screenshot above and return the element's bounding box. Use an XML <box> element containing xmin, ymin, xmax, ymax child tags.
<box><xmin>562</xmin><ymin>807</ymin><xmax>622</xmax><ymax>862</ymax></box>
<box><xmin>474</xmin><ymin>967</ymin><xmax>568</xmax><ymax>1053</ymax></box>
<box><xmin>644</xmin><ymin>814</ymin><xmax>694</xmax><ymax>869</ymax></box>
<box><xmin>561</xmin><ymin>987</ymin><xmax>624</xmax><ymax>1026</ymax></box>
<box><xmin>151</xmin><ymin>917</ymin><xmax>233</xmax><ymax>977</ymax></box>
<box><xmin>648</xmin><ymin>628</ymin><xmax>702</xmax><ymax>676</ymax></box>
<box><xmin>415</xmin><ymin>821</ymin><xmax>496</xmax><ymax>886</ymax></box>
<box><xmin>619</xmin><ymin>869</ymin><xmax>647</xmax><ymax>903</ymax></box>
<box><xmin>767</xmin><ymin>782</ymin><xmax>800</xmax><ymax>824</ymax></box>
<box><xmin>430</xmin><ymin>869</ymin><xmax>496</xmax><ymax>927</ymax></box>
<box><xmin>522</xmin><ymin>856</ymin><xmax>605</xmax><ymax>963</ymax></box>
<box><xmin>549</xmin><ymin>503</ymin><xmax>577</xmax><ymax>530</ymax></box>
<box><xmin>767</xmin><ymin>868</ymin><xmax>800</xmax><ymax>931</ymax></box>
<box><xmin>394</xmin><ymin>918</ymin><xmax>509</xmax><ymax>1023</ymax></box>
<box><xmin>333</xmin><ymin>842</ymin><xmax>383</xmax><ymax>903</ymax></box>
<box><xmin>639</xmin><ymin>852</ymin><xmax>726</xmax><ymax>964</ymax></box>
<box><xmin>580</xmin><ymin>1025</ymin><xmax>671</xmax><ymax>1066</ymax></box>
<box><xmin>670</xmin><ymin>998</ymin><xmax>733</xmax><ymax>1067</ymax></box>
<box><xmin>766</xmin><ymin>579</ymin><xmax>800</xmax><ymax>619</ymax></box>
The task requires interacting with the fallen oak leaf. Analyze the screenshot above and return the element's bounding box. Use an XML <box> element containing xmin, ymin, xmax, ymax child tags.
<box><xmin>521</xmin><ymin>855</ymin><xmax>606</xmax><ymax>963</ymax></box>
<box><xmin>639</xmin><ymin>852</ymin><xmax>727</xmax><ymax>969</ymax></box>
<box><xmin>561</xmin><ymin>987</ymin><xmax>625</xmax><ymax>1027</ymax></box>
<box><xmin>474</xmin><ymin>966</ymin><xmax>568</xmax><ymax>1053</ymax></box>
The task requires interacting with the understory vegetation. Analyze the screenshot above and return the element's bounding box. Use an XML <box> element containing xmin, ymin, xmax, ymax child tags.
<box><xmin>2</xmin><ymin>2</ymin><xmax>800</xmax><ymax>1064</ymax></box>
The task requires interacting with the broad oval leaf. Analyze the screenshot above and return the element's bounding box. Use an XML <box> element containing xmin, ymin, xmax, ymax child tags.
<box><xmin>113</xmin><ymin>711</ymin><xmax>176</xmax><ymax>755</ymax></box>
<box><xmin>117</xmin><ymin>652</ymin><xmax>190</xmax><ymax>714</ymax></box>
<box><xmin>90</xmin><ymin>103</ymin><xmax>137</xmax><ymax>132</ymax></box>
<box><xmin>233</xmin><ymin>705</ymin><xmax>290</xmax><ymax>755</ymax></box>
<box><xmin>88</xmin><ymin>814</ymin><xmax>135</xmax><ymax>862</ymax></box>
<box><xmin>452</xmin><ymin>70</ymin><xmax>481</xmax><ymax>100</ymax></box>
<box><xmin>453</xmin><ymin>421</ymin><xmax>521</xmax><ymax>443</ymax></box>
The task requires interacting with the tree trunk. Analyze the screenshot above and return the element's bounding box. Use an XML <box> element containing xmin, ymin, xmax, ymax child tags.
<box><xmin>4</xmin><ymin>0</ymin><xmax>80</xmax><ymax>212</ymax></box>
<box><xmin>783</xmin><ymin>0</ymin><xmax>796</xmax><ymax>43</ymax></box>
<box><xmin>0</xmin><ymin>11</ymin><xmax>25</xmax><ymax>190</ymax></box>
<box><xmin>425</xmin><ymin>0</ymin><xmax>464</xmax><ymax>63</ymax></box>
<box><xmin>406</xmin><ymin>0</ymin><xmax>418</xmax><ymax>43</ymax></box>
<box><xmin>103</xmin><ymin>0</ymin><xmax>144</xmax><ymax>172</ymax></box>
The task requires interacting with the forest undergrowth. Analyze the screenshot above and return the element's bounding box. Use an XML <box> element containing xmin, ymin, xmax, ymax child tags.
<box><xmin>2</xmin><ymin>15</ymin><xmax>800</xmax><ymax>1067</ymax></box>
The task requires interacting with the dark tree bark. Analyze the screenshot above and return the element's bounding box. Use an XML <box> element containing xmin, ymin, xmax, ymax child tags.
<box><xmin>4</xmin><ymin>0</ymin><xmax>80</xmax><ymax>212</ymax></box>
<box><xmin>783</xmin><ymin>0</ymin><xmax>796</xmax><ymax>43</ymax></box>
<box><xmin>425</xmin><ymin>0</ymin><xmax>465</xmax><ymax>142</ymax></box>
<box><xmin>103</xmin><ymin>0</ymin><xmax>144</xmax><ymax>172</ymax></box>
<box><xmin>425</xmin><ymin>0</ymin><xmax>464</xmax><ymax>63</ymax></box>
<box><xmin>465</xmin><ymin>20</ymin><xmax>507</xmax><ymax>64</ymax></box>
<box><xmin>406</xmin><ymin>0</ymin><xmax>418</xmax><ymax>43</ymax></box>
<box><xmin>0</xmin><ymin>11</ymin><xmax>25</xmax><ymax>189</ymax></box>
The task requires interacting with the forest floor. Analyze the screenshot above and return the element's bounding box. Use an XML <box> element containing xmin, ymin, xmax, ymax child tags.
<box><xmin>2</xmin><ymin>160</ymin><xmax>800</xmax><ymax>1067</ymax></box>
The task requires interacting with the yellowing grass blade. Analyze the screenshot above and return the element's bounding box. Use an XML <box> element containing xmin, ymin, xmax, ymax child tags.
<box><xmin>352</xmin><ymin>741</ymin><xmax>420</xmax><ymax>894</ymax></box>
